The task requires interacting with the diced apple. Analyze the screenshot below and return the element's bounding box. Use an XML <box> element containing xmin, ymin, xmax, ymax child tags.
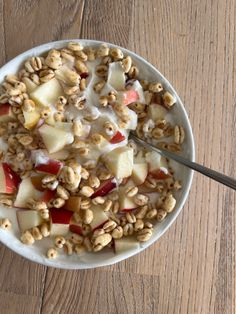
<box><xmin>119</xmin><ymin>184</ymin><xmax>137</xmax><ymax>212</ymax></box>
<box><xmin>31</xmin><ymin>175</ymin><xmax>45</xmax><ymax>191</ymax></box>
<box><xmin>107</xmin><ymin>62</ymin><xmax>126</xmax><ymax>90</ymax></box>
<box><xmin>55</xmin><ymin>65</ymin><xmax>80</xmax><ymax>85</ymax></box>
<box><xmin>134</xmin><ymin>151</ymin><xmax>146</xmax><ymax>163</ymax></box>
<box><xmin>69</xmin><ymin>223</ymin><xmax>83</xmax><ymax>235</ymax></box>
<box><xmin>38</xmin><ymin>124</ymin><xmax>74</xmax><ymax>154</ymax></box>
<box><xmin>23</xmin><ymin>109</ymin><xmax>41</xmax><ymax>129</ymax></box>
<box><xmin>114</xmin><ymin>237</ymin><xmax>140</xmax><ymax>254</ymax></box>
<box><xmin>17</xmin><ymin>210</ymin><xmax>43</xmax><ymax>232</ymax></box>
<box><xmin>89</xmin><ymin>205</ymin><xmax>109</xmax><ymax>230</ymax></box>
<box><xmin>145</xmin><ymin>151</ymin><xmax>162</xmax><ymax>172</ymax></box>
<box><xmin>148</xmin><ymin>104</ymin><xmax>167</xmax><ymax>121</ymax></box>
<box><xmin>149</xmin><ymin>168</ymin><xmax>171</xmax><ymax>180</ymax></box>
<box><xmin>109</xmin><ymin>131</ymin><xmax>125</xmax><ymax>144</ymax></box>
<box><xmin>54</xmin><ymin>122</ymin><xmax>73</xmax><ymax>132</ymax></box>
<box><xmin>48</xmin><ymin>149</ymin><xmax>69</xmax><ymax>161</ymax></box>
<box><xmin>14</xmin><ymin>177</ymin><xmax>42</xmax><ymax>208</ymax></box>
<box><xmin>91</xmin><ymin>178</ymin><xmax>117</xmax><ymax>199</ymax></box>
<box><xmin>105</xmin><ymin>147</ymin><xmax>133</xmax><ymax>179</ymax></box>
<box><xmin>121</xmin><ymin>108</ymin><xmax>137</xmax><ymax>130</ymax></box>
<box><xmin>117</xmin><ymin>90</ymin><xmax>139</xmax><ymax>105</ymax></box>
<box><xmin>64</xmin><ymin>196</ymin><xmax>81</xmax><ymax>212</ymax></box>
<box><xmin>0</xmin><ymin>103</ymin><xmax>14</xmax><ymax>122</ymax></box>
<box><xmin>35</xmin><ymin>158</ymin><xmax>63</xmax><ymax>175</ymax></box>
<box><xmin>0</xmin><ymin>163</ymin><xmax>21</xmax><ymax>194</ymax></box>
<box><xmin>131</xmin><ymin>163</ymin><xmax>148</xmax><ymax>185</ymax></box>
<box><xmin>127</xmin><ymin>80</ymin><xmax>145</xmax><ymax>103</ymax></box>
<box><xmin>50</xmin><ymin>208</ymin><xmax>73</xmax><ymax>236</ymax></box>
<box><xmin>30</xmin><ymin>78</ymin><xmax>64</xmax><ymax>107</ymax></box>
<box><xmin>22</xmin><ymin>77</ymin><xmax>38</xmax><ymax>93</ymax></box>
<box><xmin>42</xmin><ymin>190</ymin><xmax>56</xmax><ymax>202</ymax></box>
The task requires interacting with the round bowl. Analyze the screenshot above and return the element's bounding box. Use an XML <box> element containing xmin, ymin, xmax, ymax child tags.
<box><xmin>0</xmin><ymin>39</ymin><xmax>195</xmax><ymax>269</ymax></box>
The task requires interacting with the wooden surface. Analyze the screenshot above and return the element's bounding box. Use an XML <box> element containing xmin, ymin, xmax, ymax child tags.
<box><xmin>0</xmin><ymin>0</ymin><xmax>235</xmax><ymax>313</ymax></box>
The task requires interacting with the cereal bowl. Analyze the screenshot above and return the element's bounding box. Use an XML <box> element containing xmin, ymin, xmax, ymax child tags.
<box><xmin>0</xmin><ymin>40</ymin><xmax>194</xmax><ymax>269</ymax></box>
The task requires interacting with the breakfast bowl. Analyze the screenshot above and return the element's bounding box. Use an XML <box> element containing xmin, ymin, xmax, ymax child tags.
<box><xmin>0</xmin><ymin>39</ymin><xmax>194</xmax><ymax>269</ymax></box>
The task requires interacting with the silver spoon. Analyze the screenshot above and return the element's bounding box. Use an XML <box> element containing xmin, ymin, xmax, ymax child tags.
<box><xmin>130</xmin><ymin>133</ymin><xmax>236</xmax><ymax>190</ymax></box>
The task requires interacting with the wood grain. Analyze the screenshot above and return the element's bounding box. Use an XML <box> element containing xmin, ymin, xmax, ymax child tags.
<box><xmin>0</xmin><ymin>0</ymin><xmax>235</xmax><ymax>313</ymax></box>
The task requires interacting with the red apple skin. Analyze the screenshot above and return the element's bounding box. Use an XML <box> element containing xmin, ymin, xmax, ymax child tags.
<box><xmin>109</xmin><ymin>131</ymin><xmax>125</xmax><ymax>144</ymax></box>
<box><xmin>120</xmin><ymin>207</ymin><xmax>137</xmax><ymax>212</ymax></box>
<box><xmin>0</xmin><ymin>103</ymin><xmax>11</xmax><ymax>116</ymax></box>
<box><xmin>35</xmin><ymin>159</ymin><xmax>63</xmax><ymax>175</ymax></box>
<box><xmin>69</xmin><ymin>224</ymin><xmax>83</xmax><ymax>235</ymax></box>
<box><xmin>149</xmin><ymin>169</ymin><xmax>171</xmax><ymax>180</ymax></box>
<box><xmin>91</xmin><ymin>178</ymin><xmax>116</xmax><ymax>199</ymax></box>
<box><xmin>80</xmin><ymin>72</ymin><xmax>89</xmax><ymax>79</ymax></box>
<box><xmin>123</xmin><ymin>90</ymin><xmax>139</xmax><ymax>105</ymax></box>
<box><xmin>50</xmin><ymin>208</ymin><xmax>73</xmax><ymax>224</ymax></box>
<box><xmin>1</xmin><ymin>163</ymin><xmax>21</xmax><ymax>194</ymax></box>
<box><xmin>42</xmin><ymin>190</ymin><xmax>56</xmax><ymax>202</ymax></box>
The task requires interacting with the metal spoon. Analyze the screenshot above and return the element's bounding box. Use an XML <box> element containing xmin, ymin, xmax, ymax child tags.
<box><xmin>130</xmin><ymin>133</ymin><xmax>236</xmax><ymax>190</ymax></box>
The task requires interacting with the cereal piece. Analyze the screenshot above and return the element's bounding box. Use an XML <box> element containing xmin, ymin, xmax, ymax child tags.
<box><xmin>31</xmin><ymin>227</ymin><xmax>43</xmax><ymax>240</ymax></box>
<box><xmin>134</xmin><ymin>194</ymin><xmax>149</xmax><ymax>206</ymax></box>
<box><xmin>156</xmin><ymin>209</ymin><xmax>167</xmax><ymax>222</ymax></box>
<box><xmin>80</xmin><ymin>199</ymin><xmax>91</xmax><ymax>210</ymax></box>
<box><xmin>40</xmin><ymin>208</ymin><xmax>50</xmax><ymax>220</ymax></box>
<box><xmin>122</xmin><ymin>56</ymin><xmax>132</xmax><ymax>73</ymax></box>
<box><xmin>80</xmin><ymin>78</ymin><xmax>87</xmax><ymax>91</ymax></box>
<box><xmin>93</xmin><ymin>233</ymin><xmax>112</xmax><ymax>249</ymax></box>
<box><xmin>173</xmin><ymin>180</ymin><xmax>182</xmax><ymax>190</ymax></box>
<box><xmin>75</xmin><ymin>59</ymin><xmax>88</xmax><ymax>73</ymax></box>
<box><xmin>144</xmin><ymin>221</ymin><xmax>153</xmax><ymax>229</ymax></box>
<box><xmin>55</xmin><ymin>236</ymin><xmax>66</xmax><ymax>249</ymax></box>
<box><xmin>90</xmin><ymin>133</ymin><xmax>104</xmax><ymax>145</ymax></box>
<box><xmin>83</xmin><ymin>237</ymin><xmax>92</xmax><ymax>252</ymax></box>
<box><xmin>110</xmin><ymin>48</ymin><xmax>123</xmax><ymax>60</ymax></box>
<box><xmin>96</xmin><ymin>44</ymin><xmax>109</xmax><ymax>57</ymax></box>
<box><xmin>148</xmin><ymin>82</ymin><xmax>163</xmax><ymax>93</ymax></box>
<box><xmin>152</xmin><ymin>127</ymin><xmax>164</xmax><ymax>139</ymax></box>
<box><xmin>53</xmin><ymin>198</ymin><xmax>65</xmax><ymax>208</ymax></box>
<box><xmin>99</xmin><ymin>95</ymin><xmax>108</xmax><ymax>107</ymax></box>
<box><xmin>103</xmin><ymin>220</ymin><xmax>117</xmax><ymax>233</ymax></box>
<box><xmin>103</xmin><ymin>199</ymin><xmax>113</xmax><ymax>212</ymax></box>
<box><xmin>111</xmin><ymin>226</ymin><xmax>123</xmax><ymax>239</ymax></box>
<box><xmin>126</xmin><ymin>186</ymin><xmax>138</xmax><ymax>197</ymax></box>
<box><xmin>68</xmin><ymin>42</ymin><xmax>83</xmax><ymax>51</ymax></box>
<box><xmin>39</xmin><ymin>69</ymin><xmax>55</xmax><ymax>83</ymax></box>
<box><xmin>80</xmin><ymin>186</ymin><xmax>94</xmax><ymax>198</ymax></box>
<box><xmin>96</xmin><ymin>65</ymin><xmax>108</xmax><ymax>77</ymax></box>
<box><xmin>84</xmin><ymin>47</ymin><xmax>96</xmax><ymax>61</ymax></box>
<box><xmin>64</xmin><ymin>85</ymin><xmax>80</xmax><ymax>96</ymax></box>
<box><xmin>92</xmin><ymin>196</ymin><xmax>105</xmax><ymax>205</ymax></box>
<box><xmin>123</xmin><ymin>223</ymin><xmax>134</xmax><ymax>236</ymax></box>
<box><xmin>174</xmin><ymin>125</ymin><xmax>185</xmax><ymax>144</ymax></box>
<box><xmin>40</xmin><ymin>223</ymin><xmax>50</xmax><ymax>237</ymax></box>
<box><xmin>137</xmin><ymin>228</ymin><xmax>152</xmax><ymax>242</ymax></box>
<box><xmin>74</xmin><ymin>50</ymin><xmax>88</xmax><ymax>62</ymax></box>
<box><xmin>93</xmin><ymin>80</ymin><xmax>106</xmax><ymax>93</ymax></box>
<box><xmin>135</xmin><ymin>206</ymin><xmax>148</xmax><ymax>219</ymax></box>
<box><xmin>56</xmin><ymin>185</ymin><xmax>70</xmax><ymax>200</ymax></box>
<box><xmin>126</xmin><ymin>212</ymin><xmax>136</xmax><ymax>223</ymax></box>
<box><xmin>112</xmin><ymin>201</ymin><xmax>120</xmax><ymax>214</ymax></box>
<box><xmin>82</xmin><ymin>209</ymin><xmax>94</xmax><ymax>224</ymax></box>
<box><xmin>163</xmin><ymin>194</ymin><xmax>176</xmax><ymax>213</ymax></box>
<box><xmin>163</xmin><ymin>91</ymin><xmax>176</xmax><ymax>108</ymax></box>
<box><xmin>21</xmin><ymin>231</ymin><xmax>35</xmax><ymax>245</ymax></box>
<box><xmin>74</xmin><ymin>245</ymin><xmax>86</xmax><ymax>254</ymax></box>
<box><xmin>128</xmin><ymin>66</ymin><xmax>139</xmax><ymax>79</ymax></box>
<box><xmin>18</xmin><ymin>135</ymin><xmax>33</xmax><ymax>146</ymax></box>
<box><xmin>146</xmin><ymin>208</ymin><xmax>158</xmax><ymax>219</ymax></box>
<box><xmin>0</xmin><ymin>218</ymin><xmax>12</xmax><ymax>230</ymax></box>
<box><xmin>98</xmin><ymin>170</ymin><xmax>112</xmax><ymax>181</ymax></box>
<box><xmin>47</xmin><ymin>248</ymin><xmax>58</xmax><ymax>259</ymax></box>
<box><xmin>70</xmin><ymin>233</ymin><xmax>83</xmax><ymax>245</ymax></box>
<box><xmin>63</xmin><ymin>240</ymin><xmax>74</xmax><ymax>255</ymax></box>
<box><xmin>88</xmin><ymin>175</ymin><xmax>100</xmax><ymax>189</ymax></box>
<box><xmin>134</xmin><ymin>219</ymin><xmax>144</xmax><ymax>231</ymax></box>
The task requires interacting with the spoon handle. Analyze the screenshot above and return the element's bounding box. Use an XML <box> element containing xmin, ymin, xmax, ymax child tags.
<box><xmin>130</xmin><ymin>134</ymin><xmax>236</xmax><ymax>191</ymax></box>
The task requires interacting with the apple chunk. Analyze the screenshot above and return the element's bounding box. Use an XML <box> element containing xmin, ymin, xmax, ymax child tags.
<box><xmin>146</xmin><ymin>151</ymin><xmax>170</xmax><ymax>179</ymax></box>
<box><xmin>117</xmin><ymin>90</ymin><xmax>139</xmax><ymax>105</ymax></box>
<box><xmin>30</xmin><ymin>78</ymin><xmax>64</xmax><ymax>107</ymax></box>
<box><xmin>0</xmin><ymin>163</ymin><xmax>21</xmax><ymax>194</ymax></box>
<box><xmin>105</xmin><ymin>147</ymin><xmax>133</xmax><ymax>179</ymax></box>
<box><xmin>23</xmin><ymin>109</ymin><xmax>41</xmax><ymax>130</ymax></box>
<box><xmin>107</xmin><ymin>62</ymin><xmax>126</xmax><ymax>90</ymax></box>
<box><xmin>50</xmin><ymin>208</ymin><xmax>73</xmax><ymax>236</ymax></box>
<box><xmin>38</xmin><ymin>124</ymin><xmax>74</xmax><ymax>154</ymax></box>
<box><xmin>17</xmin><ymin>210</ymin><xmax>43</xmax><ymax>232</ymax></box>
<box><xmin>109</xmin><ymin>131</ymin><xmax>125</xmax><ymax>144</ymax></box>
<box><xmin>114</xmin><ymin>237</ymin><xmax>140</xmax><ymax>254</ymax></box>
<box><xmin>131</xmin><ymin>163</ymin><xmax>148</xmax><ymax>185</ymax></box>
<box><xmin>119</xmin><ymin>183</ymin><xmax>137</xmax><ymax>212</ymax></box>
<box><xmin>22</xmin><ymin>77</ymin><xmax>38</xmax><ymax>93</ymax></box>
<box><xmin>148</xmin><ymin>104</ymin><xmax>167</xmax><ymax>121</ymax></box>
<box><xmin>0</xmin><ymin>103</ymin><xmax>14</xmax><ymax>122</ymax></box>
<box><xmin>89</xmin><ymin>205</ymin><xmax>109</xmax><ymax>230</ymax></box>
<box><xmin>14</xmin><ymin>177</ymin><xmax>42</xmax><ymax>208</ymax></box>
<box><xmin>64</xmin><ymin>196</ymin><xmax>81</xmax><ymax>212</ymax></box>
<box><xmin>35</xmin><ymin>158</ymin><xmax>63</xmax><ymax>175</ymax></box>
<box><xmin>91</xmin><ymin>178</ymin><xmax>116</xmax><ymax>199</ymax></box>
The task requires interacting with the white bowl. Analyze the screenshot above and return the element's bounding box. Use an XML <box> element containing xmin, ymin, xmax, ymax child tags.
<box><xmin>0</xmin><ymin>40</ymin><xmax>195</xmax><ymax>269</ymax></box>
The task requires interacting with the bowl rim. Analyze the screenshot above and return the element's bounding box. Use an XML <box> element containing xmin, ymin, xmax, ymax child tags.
<box><xmin>0</xmin><ymin>39</ymin><xmax>195</xmax><ymax>269</ymax></box>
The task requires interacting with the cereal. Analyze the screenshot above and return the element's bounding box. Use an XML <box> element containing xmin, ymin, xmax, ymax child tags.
<box><xmin>0</xmin><ymin>42</ymin><xmax>185</xmax><ymax>258</ymax></box>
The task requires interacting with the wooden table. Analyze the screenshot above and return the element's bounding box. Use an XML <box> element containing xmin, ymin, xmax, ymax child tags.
<box><xmin>0</xmin><ymin>1</ymin><xmax>235</xmax><ymax>313</ymax></box>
